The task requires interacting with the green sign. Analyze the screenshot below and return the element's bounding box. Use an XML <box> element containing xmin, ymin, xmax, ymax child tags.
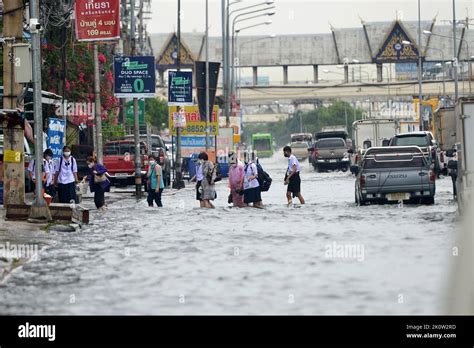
<box><xmin>125</xmin><ymin>99</ymin><xmax>145</xmax><ymax>125</ymax></box>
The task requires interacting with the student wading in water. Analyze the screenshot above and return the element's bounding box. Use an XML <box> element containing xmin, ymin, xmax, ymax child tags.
<box><xmin>283</xmin><ymin>146</ymin><xmax>305</xmax><ymax>206</ymax></box>
<box><xmin>146</xmin><ymin>154</ymin><xmax>165</xmax><ymax>207</ymax></box>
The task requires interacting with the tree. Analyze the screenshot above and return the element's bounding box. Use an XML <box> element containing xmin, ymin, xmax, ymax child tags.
<box><xmin>145</xmin><ymin>98</ymin><xmax>169</xmax><ymax>130</ymax></box>
<box><xmin>242</xmin><ymin>100</ymin><xmax>364</xmax><ymax>147</ymax></box>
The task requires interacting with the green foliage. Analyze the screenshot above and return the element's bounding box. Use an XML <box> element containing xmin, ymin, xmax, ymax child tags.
<box><xmin>102</xmin><ymin>119</ymin><xmax>126</xmax><ymax>142</ymax></box>
<box><xmin>145</xmin><ymin>98</ymin><xmax>169</xmax><ymax>130</ymax></box>
<box><xmin>242</xmin><ymin>101</ymin><xmax>364</xmax><ymax>147</ymax></box>
<box><xmin>41</xmin><ymin>25</ymin><xmax>119</xmax><ymax>120</ymax></box>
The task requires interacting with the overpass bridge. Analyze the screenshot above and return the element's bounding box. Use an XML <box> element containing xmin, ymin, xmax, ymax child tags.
<box><xmin>157</xmin><ymin>78</ymin><xmax>462</xmax><ymax>104</ymax></box>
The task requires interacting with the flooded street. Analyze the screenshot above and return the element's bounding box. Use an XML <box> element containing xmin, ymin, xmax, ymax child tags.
<box><xmin>0</xmin><ymin>153</ymin><xmax>459</xmax><ymax>315</ymax></box>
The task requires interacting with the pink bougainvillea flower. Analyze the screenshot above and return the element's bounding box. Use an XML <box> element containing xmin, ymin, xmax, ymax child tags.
<box><xmin>98</xmin><ymin>53</ymin><xmax>106</xmax><ymax>64</ymax></box>
<box><xmin>65</xmin><ymin>79</ymin><xmax>71</xmax><ymax>92</ymax></box>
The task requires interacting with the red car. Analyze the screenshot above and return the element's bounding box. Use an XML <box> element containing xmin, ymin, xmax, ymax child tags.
<box><xmin>103</xmin><ymin>140</ymin><xmax>150</xmax><ymax>187</ymax></box>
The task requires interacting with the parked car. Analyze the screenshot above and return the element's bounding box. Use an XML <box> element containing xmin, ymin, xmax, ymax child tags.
<box><xmin>103</xmin><ymin>140</ymin><xmax>150</xmax><ymax>187</ymax></box>
<box><xmin>309</xmin><ymin>137</ymin><xmax>350</xmax><ymax>172</ymax></box>
<box><xmin>389</xmin><ymin>131</ymin><xmax>442</xmax><ymax>176</ymax></box>
<box><xmin>354</xmin><ymin>146</ymin><xmax>436</xmax><ymax>205</ymax></box>
<box><xmin>124</xmin><ymin>134</ymin><xmax>171</xmax><ymax>186</ymax></box>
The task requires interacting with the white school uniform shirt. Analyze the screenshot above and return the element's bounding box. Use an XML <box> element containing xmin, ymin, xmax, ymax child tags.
<box><xmin>196</xmin><ymin>161</ymin><xmax>204</xmax><ymax>181</ymax></box>
<box><xmin>56</xmin><ymin>156</ymin><xmax>78</xmax><ymax>184</ymax></box>
<box><xmin>27</xmin><ymin>159</ymin><xmax>47</xmax><ymax>181</ymax></box>
<box><xmin>44</xmin><ymin>159</ymin><xmax>56</xmax><ymax>186</ymax></box>
<box><xmin>243</xmin><ymin>162</ymin><xmax>259</xmax><ymax>190</ymax></box>
<box><xmin>287</xmin><ymin>154</ymin><xmax>301</xmax><ymax>174</ymax></box>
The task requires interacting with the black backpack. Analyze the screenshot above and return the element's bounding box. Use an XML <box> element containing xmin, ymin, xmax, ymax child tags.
<box><xmin>246</xmin><ymin>161</ymin><xmax>272</xmax><ymax>192</ymax></box>
<box><xmin>256</xmin><ymin>161</ymin><xmax>272</xmax><ymax>192</ymax></box>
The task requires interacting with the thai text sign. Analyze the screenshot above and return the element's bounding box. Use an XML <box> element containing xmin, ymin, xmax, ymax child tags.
<box><xmin>169</xmin><ymin>105</ymin><xmax>219</xmax><ymax>136</ymax></box>
<box><xmin>74</xmin><ymin>0</ymin><xmax>120</xmax><ymax>42</ymax></box>
<box><xmin>47</xmin><ymin>118</ymin><xmax>66</xmax><ymax>160</ymax></box>
<box><xmin>168</xmin><ymin>70</ymin><xmax>193</xmax><ymax>106</ymax></box>
<box><xmin>114</xmin><ymin>56</ymin><xmax>156</xmax><ymax>98</ymax></box>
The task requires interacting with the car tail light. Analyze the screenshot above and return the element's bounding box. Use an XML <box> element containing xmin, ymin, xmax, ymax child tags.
<box><xmin>360</xmin><ymin>174</ymin><xmax>366</xmax><ymax>187</ymax></box>
<box><xmin>315</xmin><ymin>149</ymin><xmax>319</xmax><ymax>159</ymax></box>
<box><xmin>429</xmin><ymin>170</ymin><xmax>436</xmax><ymax>182</ymax></box>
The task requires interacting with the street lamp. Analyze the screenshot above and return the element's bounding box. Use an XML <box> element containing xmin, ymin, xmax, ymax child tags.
<box><xmin>423</xmin><ymin>30</ymin><xmax>472</xmax><ymax>95</ymax></box>
<box><xmin>224</xmin><ymin>0</ymin><xmax>275</xmax><ymax>126</ymax></box>
<box><xmin>231</xmin><ymin>11</ymin><xmax>275</xmax><ymax>96</ymax></box>
<box><xmin>428</xmin><ymin>46</ymin><xmax>447</xmax><ymax>103</ymax></box>
<box><xmin>402</xmin><ymin>39</ymin><xmax>424</xmax><ymax>129</ymax></box>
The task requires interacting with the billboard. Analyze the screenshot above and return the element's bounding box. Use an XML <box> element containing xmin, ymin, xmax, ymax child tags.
<box><xmin>169</xmin><ymin>105</ymin><xmax>219</xmax><ymax>136</ymax></box>
<box><xmin>74</xmin><ymin>0</ymin><xmax>120</xmax><ymax>42</ymax></box>
<box><xmin>114</xmin><ymin>56</ymin><xmax>156</xmax><ymax>98</ymax></box>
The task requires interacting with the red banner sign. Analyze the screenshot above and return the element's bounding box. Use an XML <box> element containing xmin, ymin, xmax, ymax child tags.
<box><xmin>74</xmin><ymin>0</ymin><xmax>120</xmax><ymax>42</ymax></box>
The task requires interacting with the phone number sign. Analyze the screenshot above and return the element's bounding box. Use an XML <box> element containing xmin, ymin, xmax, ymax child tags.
<box><xmin>114</xmin><ymin>56</ymin><xmax>156</xmax><ymax>98</ymax></box>
<box><xmin>169</xmin><ymin>105</ymin><xmax>219</xmax><ymax>136</ymax></box>
<box><xmin>74</xmin><ymin>0</ymin><xmax>120</xmax><ymax>42</ymax></box>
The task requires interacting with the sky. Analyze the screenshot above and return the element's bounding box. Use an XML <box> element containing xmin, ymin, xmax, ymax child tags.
<box><xmin>147</xmin><ymin>1</ymin><xmax>474</xmax><ymax>81</ymax></box>
<box><xmin>149</xmin><ymin>0</ymin><xmax>474</xmax><ymax>36</ymax></box>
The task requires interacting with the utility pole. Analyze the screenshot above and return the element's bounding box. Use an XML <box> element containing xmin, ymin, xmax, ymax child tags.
<box><xmin>2</xmin><ymin>0</ymin><xmax>25</xmax><ymax>206</ymax></box>
<box><xmin>223</xmin><ymin>0</ymin><xmax>230</xmax><ymax>127</ymax></box>
<box><xmin>453</xmin><ymin>0</ymin><xmax>459</xmax><ymax>102</ymax></box>
<box><xmin>172</xmin><ymin>0</ymin><xmax>185</xmax><ymax>189</ymax></box>
<box><xmin>94</xmin><ymin>45</ymin><xmax>103</xmax><ymax>164</ymax></box>
<box><xmin>417</xmin><ymin>0</ymin><xmax>424</xmax><ymax>131</ymax></box>
<box><xmin>29</xmin><ymin>0</ymin><xmax>51</xmax><ymax>220</ymax></box>
<box><xmin>205</xmin><ymin>0</ymin><xmax>210</xmax><ymax>151</ymax></box>
<box><xmin>131</xmin><ymin>0</ymin><xmax>142</xmax><ymax>198</ymax></box>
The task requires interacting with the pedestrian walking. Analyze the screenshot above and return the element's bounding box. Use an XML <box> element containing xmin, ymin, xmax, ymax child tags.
<box><xmin>243</xmin><ymin>152</ymin><xmax>262</xmax><ymax>208</ymax></box>
<box><xmin>201</xmin><ymin>152</ymin><xmax>217</xmax><ymax>208</ymax></box>
<box><xmin>283</xmin><ymin>146</ymin><xmax>305</xmax><ymax>205</ymax></box>
<box><xmin>146</xmin><ymin>154</ymin><xmax>165</xmax><ymax>207</ymax></box>
<box><xmin>84</xmin><ymin>156</ymin><xmax>110</xmax><ymax>210</ymax></box>
<box><xmin>27</xmin><ymin>150</ymin><xmax>46</xmax><ymax>194</ymax></box>
<box><xmin>228</xmin><ymin>151</ymin><xmax>245</xmax><ymax>207</ymax></box>
<box><xmin>190</xmin><ymin>152</ymin><xmax>205</xmax><ymax>208</ymax></box>
<box><xmin>55</xmin><ymin>145</ymin><xmax>79</xmax><ymax>204</ymax></box>
<box><xmin>43</xmin><ymin>149</ymin><xmax>56</xmax><ymax>199</ymax></box>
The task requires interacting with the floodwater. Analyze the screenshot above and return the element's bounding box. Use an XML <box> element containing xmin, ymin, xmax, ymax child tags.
<box><xmin>0</xmin><ymin>153</ymin><xmax>459</xmax><ymax>314</ymax></box>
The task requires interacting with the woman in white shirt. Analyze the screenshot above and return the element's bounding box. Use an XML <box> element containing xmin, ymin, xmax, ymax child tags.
<box><xmin>243</xmin><ymin>152</ymin><xmax>262</xmax><ymax>208</ymax></box>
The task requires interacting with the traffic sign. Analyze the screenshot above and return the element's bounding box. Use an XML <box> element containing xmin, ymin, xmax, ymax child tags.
<box><xmin>168</xmin><ymin>70</ymin><xmax>193</xmax><ymax>106</ymax></box>
<box><xmin>114</xmin><ymin>56</ymin><xmax>156</xmax><ymax>98</ymax></box>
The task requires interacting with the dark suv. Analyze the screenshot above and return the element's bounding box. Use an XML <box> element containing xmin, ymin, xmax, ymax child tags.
<box><xmin>389</xmin><ymin>132</ymin><xmax>441</xmax><ymax>174</ymax></box>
